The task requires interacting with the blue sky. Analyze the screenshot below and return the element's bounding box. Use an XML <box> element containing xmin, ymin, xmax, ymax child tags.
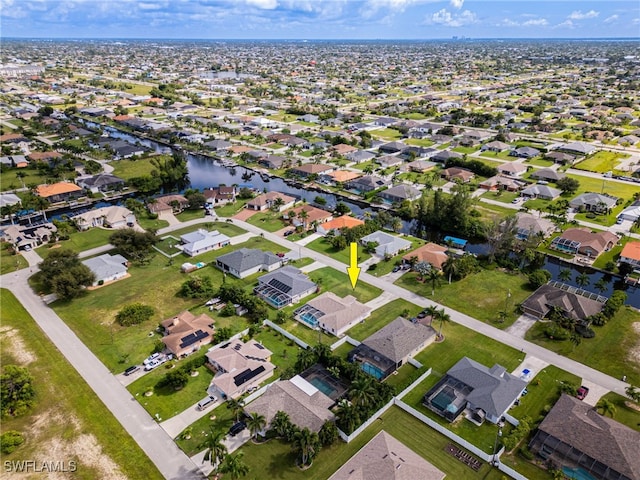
<box><xmin>1</xmin><ymin>0</ymin><xmax>639</xmax><ymax>39</ymax></box>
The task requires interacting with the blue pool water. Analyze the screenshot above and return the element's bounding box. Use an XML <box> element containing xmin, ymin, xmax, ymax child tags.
<box><xmin>309</xmin><ymin>377</ymin><xmax>336</xmax><ymax>397</ymax></box>
<box><xmin>361</xmin><ymin>362</ymin><xmax>385</xmax><ymax>380</ymax></box>
<box><xmin>300</xmin><ymin>313</ymin><xmax>318</xmax><ymax>327</ymax></box>
<box><xmin>562</xmin><ymin>467</ymin><xmax>596</xmax><ymax>480</ymax></box>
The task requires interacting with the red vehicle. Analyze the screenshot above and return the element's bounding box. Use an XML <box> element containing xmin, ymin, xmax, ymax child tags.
<box><xmin>576</xmin><ymin>386</ymin><xmax>589</xmax><ymax>400</ymax></box>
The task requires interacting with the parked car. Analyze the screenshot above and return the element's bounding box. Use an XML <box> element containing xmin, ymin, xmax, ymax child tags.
<box><xmin>283</xmin><ymin>230</ymin><xmax>295</xmax><ymax>237</ymax></box>
<box><xmin>228</xmin><ymin>421</ymin><xmax>246</xmax><ymax>437</ymax></box>
<box><xmin>392</xmin><ymin>266</ymin><xmax>401</xmax><ymax>273</ymax></box>
<box><xmin>276</xmin><ymin>252</ymin><xmax>285</xmax><ymax>258</ymax></box>
<box><xmin>143</xmin><ymin>352</ymin><xmax>161</xmax><ymax>366</ymax></box>
<box><xmin>576</xmin><ymin>386</ymin><xmax>589</xmax><ymax>400</ymax></box>
<box><xmin>124</xmin><ymin>365</ymin><xmax>140</xmax><ymax>376</ymax></box>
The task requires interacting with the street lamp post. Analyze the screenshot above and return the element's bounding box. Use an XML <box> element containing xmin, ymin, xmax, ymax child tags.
<box><xmin>492</xmin><ymin>427</ymin><xmax>503</xmax><ymax>467</ymax></box>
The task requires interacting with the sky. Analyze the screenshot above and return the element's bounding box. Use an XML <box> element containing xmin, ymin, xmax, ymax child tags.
<box><xmin>1</xmin><ymin>0</ymin><xmax>639</xmax><ymax>40</ymax></box>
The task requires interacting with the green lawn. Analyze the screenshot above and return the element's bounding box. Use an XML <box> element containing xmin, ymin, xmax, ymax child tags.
<box><xmin>525</xmin><ymin>306</ymin><xmax>640</xmax><ymax>385</ymax></box>
<box><xmin>137</xmin><ymin>213</ymin><xmax>170</xmax><ymax>231</ymax></box>
<box><xmin>0</xmin><ymin>243</ymin><xmax>28</xmax><ymax>274</ymax></box>
<box><xmin>38</xmin><ymin>227</ymin><xmax>113</xmax><ymax>254</ymax></box>
<box><xmin>213</xmin><ymin>199</ymin><xmax>249</xmax><ymax>218</ymax></box>
<box><xmin>573</xmin><ymin>151</ymin><xmax>629</xmax><ymax>174</ymax></box>
<box><xmin>474</xmin><ymin>202</ymin><xmax>519</xmax><ymax>221</ymax></box>
<box><xmin>481</xmin><ymin>190</ymin><xmax>521</xmax><ymax>204</ymax></box>
<box><xmin>599</xmin><ymin>392</ymin><xmax>640</xmax><ymax>432</ymax></box>
<box><xmin>175</xmin><ymin>209</ymin><xmax>206</xmax><ymax>222</ymax></box>
<box><xmin>245</xmin><ymin>210</ymin><xmax>289</xmax><ymax>232</ymax></box>
<box><xmin>254</xmin><ymin>327</ymin><xmax>302</xmax><ymax>372</ymax></box>
<box><xmin>165</xmin><ymin>221</ymin><xmax>247</xmax><ymax>239</ymax></box>
<box><xmin>372</xmin><ymin>128</ymin><xmax>403</xmax><ymax>140</ymax></box>
<box><xmin>175</xmin><ymin>402</ymin><xmax>236</xmax><ymax>453</ymax></box>
<box><xmin>592</xmin><ymin>237</ymin><xmax>630</xmax><ymax>271</ymax></box>
<box><xmin>574</xmin><ymin>204</ymin><xmax>624</xmax><ymax>227</ymax></box>
<box><xmin>349</xmin><ymin>298</ymin><xmax>422</xmax><ymax>341</ymax></box>
<box><xmin>127</xmin><ymin>356</ymin><xmax>215</xmax><ymax>421</ymax></box>
<box><xmin>525</xmin><ymin>157</ymin><xmax>555</xmax><ymax>167</ymax></box>
<box><xmin>395</xmin><ymin>268</ymin><xmax>532</xmax><ymax>328</ymax></box>
<box><xmin>567</xmin><ymin>173</ymin><xmax>639</xmax><ymax>201</ymax></box>
<box><xmin>308</xmin><ymin>267</ymin><xmax>382</xmax><ymax>304</ymax></box>
<box><xmin>0</xmin><ymin>168</ymin><xmax>51</xmax><ymax>190</ymax></box>
<box><xmin>305</xmin><ymin>236</ymin><xmax>372</xmax><ymax>265</ymax></box>
<box><xmin>155</xmin><ymin>236</ymin><xmax>182</xmax><ymax>256</ymax></box>
<box><xmin>238</xmin><ymin>406</ymin><xmax>505</xmax><ymax>480</ymax></box>
<box><xmin>0</xmin><ymin>289</ymin><xmax>162</xmax><ymax>479</ymax></box>
<box><xmin>110</xmin><ymin>157</ymin><xmax>156</xmax><ymax>180</ymax></box>
<box><xmin>452</xmin><ymin>146</ymin><xmax>479</xmax><ymax>155</ymax></box>
<box><xmin>405</xmin><ymin>138</ymin><xmax>435</xmax><ymax>147</ymax></box>
<box><xmin>478</xmin><ymin>151</ymin><xmax>515</xmax><ymax>162</ymax></box>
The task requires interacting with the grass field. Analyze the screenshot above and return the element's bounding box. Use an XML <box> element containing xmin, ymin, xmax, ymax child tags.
<box><xmin>525</xmin><ymin>306</ymin><xmax>640</xmax><ymax>385</ymax></box>
<box><xmin>395</xmin><ymin>268</ymin><xmax>532</xmax><ymax>328</ymax></box>
<box><xmin>599</xmin><ymin>392</ymin><xmax>640</xmax><ymax>432</ymax></box>
<box><xmin>137</xmin><ymin>213</ymin><xmax>170</xmax><ymax>231</ymax></box>
<box><xmin>348</xmin><ymin>298</ymin><xmax>422</xmax><ymax>341</ymax></box>
<box><xmin>214</xmin><ymin>199</ymin><xmax>249</xmax><ymax>217</ymax></box>
<box><xmin>0</xmin><ymin>243</ymin><xmax>28</xmax><ymax>274</ymax></box>
<box><xmin>405</xmin><ymin>138</ymin><xmax>435</xmax><ymax>147</ymax></box>
<box><xmin>481</xmin><ymin>190</ymin><xmax>521</xmax><ymax>204</ymax></box>
<box><xmin>175</xmin><ymin>209</ymin><xmax>206</xmax><ymax>222</ymax></box>
<box><xmin>308</xmin><ymin>267</ymin><xmax>382</xmax><ymax>304</ymax></box>
<box><xmin>305</xmin><ymin>236</ymin><xmax>372</xmax><ymax>265</ymax></box>
<box><xmin>0</xmin><ymin>168</ymin><xmax>51</xmax><ymax>190</ymax></box>
<box><xmin>0</xmin><ymin>289</ymin><xmax>162</xmax><ymax>479</ymax></box>
<box><xmin>39</xmin><ymin>227</ymin><xmax>113</xmax><ymax>254</ymax></box>
<box><xmin>110</xmin><ymin>157</ymin><xmax>156</xmax><ymax>180</ymax></box>
<box><xmin>245</xmin><ymin>210</ymin><xmax>289</xmax><ymax>232</ymax></box>
<box><xmin>566</xmin><ymin>173</ymin><xmax>640</xmax><ymax>201</ymax></box>
<box><xmin>573</xmin><ymin>151</ymin><xmax>629</xmax><ymax>174</ymax></box>
<box><xmin>371</xmin><ymin>128</ymin><xmax>403</xmax><ymax>140</ymax></box>
<box><xmin>478</xmin><ymin>151</ymin><xmax>515</xmax><ymax>162</ymax></box>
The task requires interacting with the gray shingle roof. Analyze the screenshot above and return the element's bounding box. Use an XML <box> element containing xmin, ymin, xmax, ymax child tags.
<box><xmin>362</xmin><ymin>317</ymin><xmax>436</xmax><ymax>363</ymax></box>
<box><xmin>258</xmin><ymin>266</ymin><xmax>316</xmax><ymax>298</ymax></box>
<box><xmin>82</xmin><ymin>253</ymin><xmax>128</xmax><ymax>282</ymax></box>
<box><xmin>447</xmin><ymin>357</ymin><xmax>527</xmax><ymax>419</ymax></box>
<box><xmin>215</xmin><ymin>248</ymin><xmax>281</xmax><ymax>273</ymax></box>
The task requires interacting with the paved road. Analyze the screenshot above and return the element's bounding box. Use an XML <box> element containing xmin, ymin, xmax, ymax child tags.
<box><xmin>1</xmin><ymin>269</ymin><xmax>204</xmax><ymax>480</ymax></box>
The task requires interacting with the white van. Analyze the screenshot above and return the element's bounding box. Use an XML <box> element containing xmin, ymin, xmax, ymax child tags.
<box><xmin>197</xmin><ymin>396</ymin><xmax>216</xmax><ymax>411</ymax></box>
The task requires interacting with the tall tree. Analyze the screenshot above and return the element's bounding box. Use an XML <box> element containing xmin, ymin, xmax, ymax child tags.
<box><xmin>442</xmin><ymin>257</ymin><xmax>458</xmax><ymax>284</ymax></box>
<box><xmin>435</xmin><ymin>308</ymin><xmax>451</xmax><ymax>340</ymax></box>
<box><xmin>246</xmin><ymin>412</ymin><xmax>266</xmax><ymax>441</ymax></box>
<box><xmin>199</xmin><ymin>428</ymin><xmax>227</xmax><ymax>471</ymax></box>
<box><xmin>271</xmin><ymin>411</ymin><xmax>292</xmax><ymax>438</ymax></box>
<box><xmin>426</xmin><ymin>269</ymin><xmax>441</xmax><ymax>296</ymax></box>
<box><xmin>226</xmin><ymin>398</ymin><xmax>245</xmax><ymax>423</ymax></box>
<box><xmin>349</xmin><ymin>377</ymin><xmax>377</xmax><ymax>408</ymax></box>
<box><xmin>292</xmin><ymin>427</ymin><xmax>320</xmax><ymax>467</ymax></box>
<box><xmin>218</xmin><ymin>451</ymin><xmax>249</xmax><ymax>480</ymax></box>
<box><xmin>38</xmin><ymin>249</ymin><xmax>95</xmax><ymax>300</ymax></box>
<box><xmin>575</xmin><ymin>272</ymin><xmax>590</xmax><ymax>288</ymax></box>
<box><xmin>558</xmin><ymin>268</ymin><xmax>572</xmax><ymax>282</ymax></box>
<box><xmin>595</xmin><ymin>398</ymin><xmax>616</xmax><ymax>418</ymax></box>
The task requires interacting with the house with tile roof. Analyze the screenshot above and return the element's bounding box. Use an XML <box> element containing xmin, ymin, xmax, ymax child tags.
<box><xmin>423</xmin><ymin>356</ymin><xmax>527</xmax><ymax>425</ymax></box>
<box><xmin>321</xmin><ymin>170</ymin><xmax>362</xmax><ymax>185</ymax></box>
<box><xmin>161</xmin><ymin>310</ymin><xmax>215</xmax><ymax>358</ymax></box>
<box><xmin>245</xmin><ymin>375</ymin><xmax>335</xmax><ymax>433</ymax></box>
<box><xmin>403</xmin><ymin>242</ymin><xmax>449</xmax><ymax>270</ymax></box>
<box><xmin>206</xmin><ymin>339</ymin><xmax>275</xmax><ymax>399</ymax></box>
<box><xmin>35</xmin><ymin>182</ymin><xmax>83</xmax><ymax>203</ymax></box>
<box><xmin>254</xmin><ymin>266</ymin><xmax>317</xmax><ymax>309</ymax></box>
<box><xmin>285</xmin><ymin>205</ymin><xmax>332</xmax><ymax>230</ymax></box>
<box><xmin>514</xmin><ymin>213</ymin><xmax>556</xmax><ymax>240</ymax></box>
<box><xmin>81</xmin><ymin>253</ymin><xmax>128</xmax><ymax>286</ymax></box>
<box><xmin>246</xmin><ymin>191</ymin><xmax>296</xmax><ymax>212</ymax></box>
<box><xmin>529</xmin><ymin>394</ymin><xmax>640</xmax><ymax>480</ymax></box>
<box><xmin>147</xmin><ymin>194</ymin><xmax>189</xmax><ymax>214</ymax></box>
<box><xmin>348</xmin><ymin>317</ymin><xmax>436</xmax><ymax>380</ymax></box>
<box><xmin>316</xmin><ymin>215</ymin><xmax>364</xmax><ymax>236</ymax></box>
<box><xmin>288</xmin><ymin>163</ymin><xmax>334</xmax><ymax>178</ymax></box>
<box><xmin>180</xmin><ymin>229</ymin><xmax>230</xmax><ymax>257</ymax></box>
<box><xmin>360</xmin><ymin>231</ymin><xmax>412</xmax><ymax>257</ymax></box>
<box><xmin>215</xmin><ymin>248</ymin><xmax>282</xmax><ymax>279</ymax></box>
<box><xmin>521</xmin><ymin>282</ymin><xmax>607</xmax><ymax>321</ymax></box>
<box><xmin>440</xmin><ymin>167</ymin><xmax>475</xmax><ymax>183</ymax></box>
<box><xmin>293</xmin><ymin>292</ymin><xmax>372</xmax><ymax>337</ymax></box>
<box><xmin>203</xmin><ymin>186</ymin><xmax>236</xmax><ymax>206</ymax></box>
<box><xmin>347</xmin><ymin>175</ymin><xmax>391</xmax><ymax>192</ymax></box>
<box><xmin>619</xmin><ymin>241</ymin><xmax>640</xmax><ymax>272</ymax></box>
<box><xmin>497</xmin><ymin>161</ymin><xmax>528</xmax><ymax>177</ymax></box>
<box><xmin>77</xmin><ymin>173</ymin><xmax>126</xmax><ymax>193</ymax></box>
<box><xmin>328</xmin><ymin>430</ymin><xmax>445</xmax><ymax>480</ymax></box>
<box><xmin>550</xmin><ymin>228</ymin><xmax>618</xmax><ymax>259</ymax></box>
<box><xmin>379</xmin><ymin>184</ymin><xmax>421</xmax><ymax>203</ymax></box>
<box><xmin>72</xmin><ymin>206</ymin><xmax>135</xmax><ymax>231</ymax></box>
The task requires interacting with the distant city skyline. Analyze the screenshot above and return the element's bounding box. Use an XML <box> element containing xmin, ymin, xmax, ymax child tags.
<box><xmin>1</xmin><ymin>0</ymin><xmax>639</xmax><ymax>40</ymax></box>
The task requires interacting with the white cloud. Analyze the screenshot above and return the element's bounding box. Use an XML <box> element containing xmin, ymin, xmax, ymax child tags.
<box><xmin>429</xmin><ymin>8</ymin><xmax>476</xmax><ymax>27</ymax></box>
<box><xmin>568</xmin><ymin>10</ymin><xmax>599</xmax><ymax>20</ymax></box>
<box><xmin>499</xmin><ymin>18</ymin><xmax>519</xmax><ymax>27</ymax></box>
<box><xmin>603</xmin><ymin>14</ymin><xmax>619</xmax><ymax>24</ymax></box>
<box><xmin>555</xmin><ymin>19</ymin><xmax>575</xmax><ymax>29</ymax></box>
<box><xmin>245</xmin><ymin>0</ymin><xmax>278</xmax><ymax>9</ymax></box>
<box><xmin>450</xmin><ymin>0</ymin><xmax>463</xmax><ymax>9</ymax></box>
<box><xmin>523</xmin><ymin>18</ymin><xmax>548</xmax><ymax>27</ymax></box>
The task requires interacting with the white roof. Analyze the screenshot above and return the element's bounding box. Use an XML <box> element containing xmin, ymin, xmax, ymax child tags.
<box><xmin>290</xmin><ymin>375</ymin><xmax>319</xmax><ymax>397</ymax></box>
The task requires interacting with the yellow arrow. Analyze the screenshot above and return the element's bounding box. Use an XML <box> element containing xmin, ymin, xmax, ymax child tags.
<box><xmin>346</xmin><ymin>242</ymin><xmax>360</xmax><ymax>289</ymax></box>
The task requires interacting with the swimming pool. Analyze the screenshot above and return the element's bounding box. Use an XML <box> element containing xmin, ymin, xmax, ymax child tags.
<box><xmin>361</xmin><ymin>362</ymin><xmax>385</xmax><ymax>380</ymax></box>
<box><xmin>300</xmin><ymin>312</ymin><xmax>318</xmax><ymax>327</ymax></box>
<box><xmin>562</xmin><ymin>466</ymin><xmax>596</xmax><ymax>480</ymax></box>
<box><xmin>309</xmin><ymin>377</ymin><xmax>336</xmax><ymax>397</ymax></box>
<box><xmin>432</xmin><ymin>387</ymin><xmax>456</xmax><ymax>413</ymax></box>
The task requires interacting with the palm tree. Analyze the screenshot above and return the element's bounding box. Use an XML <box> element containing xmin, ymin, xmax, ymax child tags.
<box><xmin>391</xmin><ymin>217</ymin><xmax>403</xmax><ymax>233</ymax></box>
<box><xmin>297</xmin><ymin>209</ymin><xmax>309</xmax><ymax>229</ymax></box>
<box><xmin>595</xmin><ymin>398</ymin><xmax>616</xmax><ymax>418</ymax></box>
<box><xmin>226</xmin><ymin>398</ymin><xmax>244</xmax><ymax>423</ymax></box>
<box><xmin>246</xmin><ymin>412</ymin><xmax>266</xmax><ymax>442</ymax></box>
<box><xmin>218</xmin><ymin>451</ymin><xmax>249</xmax><ymax>480</ymax></box>
<box><xmin>558</xmin><ymin>268</ymin><xmax>572</xmax><ymax>282</ymax></box>
<box><xmin>569</xmin><ymin>332</ymin><xmax>582</xmax><ymax>350</ymax></box>
<box><xmin>292</xmin><ymin>427</ymin><xmax>320</xmax><ymax>467</ymax></box>
<box><xmin>625</xmin><ymin>385</ymin><xmax>640</xmax><ymax>403</ymax></box>
<box><xmin>442</xmin><ymin>257</ymin><xmax>458</xmax><ymax>284</ymax></box>
<box><xmin>575</xmin><ymin>272</ymin><xmax>590</xmax><ymax>288</ymax></box>
<box><xmin>335</xmin><ymin>400</ymin><xmax>360</xmax><ymax>434</ymax></box>
<box><xmin>594</xmin><ymin>277</ymin><xmax>608</xmax><ymax>294</ymax></box>
<box><xmin>424</xmin><ymin>305</ymin><xmax>439</xmax><ymax>325</ymax></box>
<box><xmin>295</xmin><ymin>347</ymin><xmax>317</xmax><ymax>371</ymax></box>
<box><xmin>435</xmin><ymin>308</ymin><xmax>451</xmax><ymax>340</ymax></box>
<box><xmin>199</xmin><ymin>428</ymin><xmax>227</xmax><ymax>471</ymax></box>
<box><xmin>271</xmin><ymin>197</ymin><xmax>285</xmax><ymax>212</ymax></box>
<box><xmin>426</xmin><ymin>268</ymin><xmax>441</xmax><ymax>296</ymax></box>
<box><xmin>271</xmin><ymin>411</ymin><xmax>291</xmax><ymax>438</ymax></box>
<box><xmin>349</xmin><ymin>377</ymin><xmax>377</xmax><ymax>407</ymax></box>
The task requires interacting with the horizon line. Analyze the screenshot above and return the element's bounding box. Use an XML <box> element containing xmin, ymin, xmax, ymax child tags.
<box><xmin>2</xmin><ymin>36</ymin><xmax>640</xmax><ymax>41</ymax></box>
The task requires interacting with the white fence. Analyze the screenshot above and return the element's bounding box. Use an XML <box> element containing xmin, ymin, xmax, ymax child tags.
<box><xmin>397</xmin><ymin>368</ymin><xmax>432</xmax><ymax>399</ymax></box>
<box><xmin>407</xmin><ymin>357</ymin><xmax>423</xmax><ymax>368</ymax></box>
<box><xmin>337</xmin><ymin>398</ymin><xmax>395</xmax><ymax>443</ymax></box>
<box><xmin>329</xmin><ymin>335</ymin><xmax>360</xmax><ymax>351</ymax></box>
<box><xmin>262</xmin><ymin>320</ymin><xmax>309</xmax><ymax>349</ymax></box>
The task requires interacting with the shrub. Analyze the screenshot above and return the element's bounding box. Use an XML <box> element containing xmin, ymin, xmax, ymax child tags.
<box><xmin>528</xmin><ymin>269</ymin><xmax>551</xmax><ymax>289</ymax></box>
<box><xmin>585</xmin><ymin>212</ymin><xmax>597</xmax><ymax>219</ymax></box>
<box><xmin>116</xmin><ymin>303</ymin><xmax>155</xmax><ymax>326</ymax></box>
<box><xmin>1</xmin><ymin>366</ymin><xmax>36</xmax><ymax>417</ymax></box>
<box><xmin>519</xmin><ymin>446</ymin><xmax>534</xmax><ymax>460</ymax></box>
<box><xmin>575</xmin><ymin>325</ymin><xmax>595</xmax><ymax>338</ymax></box>
<box><xmin>157</xmin><ymin>369</ymin><xmax>189</xmax><ymax>390</ymax></box>
<box><xmin>0</xmin><ymin>431</ymin><xmax>24</xmax><ymax>454</ymax></box>
<box><xmin>220</xmin><ymin>302</ymin><xmax>236</xmax><ymax>317</ymax></box>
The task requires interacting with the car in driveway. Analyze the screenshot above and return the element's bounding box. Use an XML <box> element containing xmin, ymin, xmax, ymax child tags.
<box><xmin>576</xmin><ymin>386</ymin><xmax>589</xmax><ymax>400</ymax></box>
<box><xmin>143</xmin><ymin>354</ymin><xmax>170</xmax><ymax>371</ymax></box>
<box><xmin>124</xmin><ymin>365</ymin><xmax>141</xmax><ymax>376</ymax></box>
<box><xmin>143</xmin><ymin>352</ymin><xmax>161</xmax><ymax>366</ymax></box>
<box><xmin>228</xmin><ymin>421</ymin><xmax>246</xmax><ymax>437</ymax></box>
<box><xmin>392</xmin><ymin>266</ymin><xmax>401</xmax><ymax>273</ymax></box>
<box><xmin>283</xmin><ymin>230</ymin><xmax>295</xmax><ymax>237</ymax></box>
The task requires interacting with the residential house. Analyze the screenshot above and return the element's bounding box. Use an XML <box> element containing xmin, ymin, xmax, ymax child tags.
<box><xmin>72</xmin><ymin>206</ymin><xmax>135</xmax><ymax>231</ymax></box>
<box><xmin>550</xmin><ymin>228</ymin><xmax>618</xmax><ymax>258</ymax></box>
<box><xmin>346</xmin><ymin>175</ymin><xmax>391</xmax><ymax>192</ymax></box>
<box><xmin>328</xmin><ymin>431</ymin><xmax>446</xmax><ymax>480</ymax></box>
<box><xmin>161</xmin><ymin>311</ymin><xmax>215</xmax><ymax>358</ymax></box>
<box><xmin>321</xmin><ymin>170</ymin><xmax>362</xmax><ymax>186</ymax></box>
<box><xmin>497</xmin><ymin>161</ymin><xmax>527</xmax><ymax>177</ymax></box>
<box><xmin>376</xmin><ymin>154</ymin><xmax>403</xmax><ymax>168</ymax></box>
<box><xmin>521</xmin><ymin>283</ymin><xmax>607</xmax><ymax>321</ymax></box>
<box><xmin>431</xmin><ymin>150</ymin><xmax>462</xmax><ymax>163</ymax></box>
<box><xmin>423</xmin><ymin>356</ymin><xmax>527</xmax><ymax>425</ymax></box>
<box><xmin>36</xmin><ymin>182</ymin><xmax>83</xmax><ymax>203</ymax></box>
<box><xmin>406</xmin><ymin>160</ymin><xmax>437</xmax><ymax>173</ymax></box>
<box><xmin>316</xmin><ymin>215</ymin><xmax>364</xmax><ymax>236</ymax></box>
<box><xmin>27</xmin><ymin>151</ymin><xmax>63</xmax><ymax>165</ymax></box>
<box><xmin>254</xmin><ymin>266</ymin><xmax>317</xmax><ymax>308</ymax></box>
<box><xmin>481</xmin><ymin>141</ymin><xmax>510</xmax><ymax>152</ymax></box>
<box><xmin>258</xmin><ymin>155</ymin><xmax>287</xmax><ymax>170</ymax></box>
<box><xmin>0</xmin><ymin>155</ymin><xmax>28</xmax><ymax>168</ymax></box>
<box><xmin>180</xmin><ymin>229</ymin><xmax>230</xmax><ymax>257</ymax></box>
<box><xmin>555</xmin><ymin>141</ymin><xmax>596</xmax><ymax>156</ymax></box>
<box><xmin>215</xmin><ymin>248</ymin><xmax>282</xmax><ymax>279</ymax></box>
<box><xmin>403</xmin><ymin>242</ymin><xmax>449</xmax><ymax>270</ymax></box>
<box><xmin>529</xmin><ymin>394</ymin><xmax>640</xmax><ymax>480</ymax></box>
<box><xmin>81</xmin><ymin>253</ymin><xmax>129</xmax><ymax>286</ymax></box>
<box><xmin>619</xmin><ymin>241</ymin><xmax>640</xmax><ymax>272</ymax></box>
<box><xmin>348</xmin><ymin>317</ymin><xmax>436</xmax><ymax>380</ymax></box>
<box><xmin>1</xmin><ymin>223</ymin><xmax>57</xmax><ymax>251</ymax></box>
<box><xmin>285</xmin><ymin>205</ymin><xmax>332</xmax><ymax>230</ymax></box>
<box><xmin>510</xmin><ymin>146</ymin><xmax>541</xmax><ymax>158</ymax></box>
<box><xmin>378</xmin><ymin>184</ymin><xmax>421</xmax><ymax>203</ymax></box>
<box><xmin>514</xmin><ymin>213</ymin><xmax>556</xmax><ymax>240</ymax></box>
<box><xmin>618</xmin><ymin>134</ymin><xmax>640</xmax><ymax>146</ymax></box>
<box><xmin>147</xmin><ymin>194</ymin><xmax>189</xmax><ymax>214</ymax></box>
<box><xmin>0</xmin><ymin>193</ymin><xmax>21</xmax><ymax>208</ymax></box>
<box><xmin>206</xmin><ymin>339</ymin><xmax>275</xmax><ymax>399</ymax></box>
<box><xmin>479</xmin><ymin>175</ymin><xmax>524</xmax><ymax>192</ymax></box>
<box><xmin>360</xmin><ymin>231</ymin><xmax>412</xmax><ymax>257</ymax></box>
<box><xmin>546</xmin><ymin>151</ymin><xmax>577</xmax><ymax>165</ymax></box>
<box><xmin>77</xmin><ymin>173</ymin><xmax>126</xmax><ymax>193</ymax></box>
<box><xmin>378</xmin><ymin>141</ymin><xmax>406</xmax><ymax>154</ymax></box>
<box><xmin>459</xmin><ymin>130</ymin><xmax>492</xmax><ymax>146</ymax></box>
<box><xmin>440</xmin><ymin>167</ymin><xmax>475</xmax><ymax>183</ymax></box>
<box><xmin>203</xmin><ymin>186</ymin><xmax>236</xmax><ymax>206</ymax></box>
<box><xmin>521</xmin><ymin>184</ymin><xmax>562</xmax><ymax>201</ymax></box>
<box><xmin>293</xmin><ymin>292</ymin><xmax>372</xmax><ymax>336</ymax></box>
<box><xmin>616</xmin><ymin>201</ymin><xmax>640</xmax><ymax>223</ymax></box>
<box><xmin>245</xmin><ymin>375</ymin><xmax>336</xmax><ymax>433</ymax></box>
<box><xmin>246</xmin><ymin>191</ymin><xmax>296</xmax><ymax>212</ymax></box>
<box><xmin>332</xmin><ymin>144</ymin><xmax>358</xmax><ymax>156</ymax></box>
<box><xmin>203</xmin><ymin>139</ymin><xmax>232</xmax><ymax>152</ymax></box>
<box><xmin>531</xmin><ymin>168</ymin><xmax>566</xmax><ymax>182</ymax></box>
<box><xmin>288</xmin><ymin>163</ymin><xmax>334</xmax><ymax>179</ymax></box>
<box><xmin>569</xmin><ymin>193</ymin><xmax>618</xmax><ymax>213</ymax></box>
<box><xmin>345</xmin><ymin>150</ymin><xmax>375</xmax><ymax>164</ymax></box>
